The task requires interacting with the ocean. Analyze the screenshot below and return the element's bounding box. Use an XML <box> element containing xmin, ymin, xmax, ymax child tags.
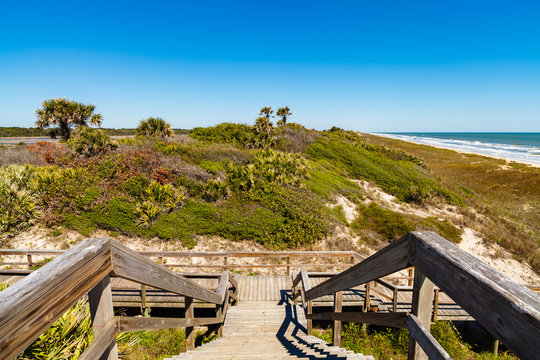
<box><xmin>374</xmin><ymin>132</ymin><xmax>540</xmax><ymax>166</ymax></box>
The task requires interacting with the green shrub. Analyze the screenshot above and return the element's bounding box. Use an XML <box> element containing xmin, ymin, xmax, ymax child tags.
<box><xmin>314</xmin><ymin>321</ymin><xmax>517</xmax><ymax>360</ymax></box>
<box><xmin>198</xmin><ymin>160</ymin><xmax>223</xmax><ymax>175</ymax></box>
<box><xmin>0</xmin><ymin>165</ymin><xmax>40</xmax><ymax>238</ymax></box>
<box><xmin>17</xmin><ymin>299</ymin><xmax>137</xmax><ymax>360</ymax></box>
<box><xmin>227</xmin><ymin>149</ymin><xmax>309</xmax><ymax>193</ymax></box>
<box><xmin>190</xmin><ymin>123</ymin><xmax>256</xmax><ymax>147</ymax></box>
<box><xmin>136</xmin><ymin>117</ymin><xmax>173</xmax><ymax>138</ymax></box>
<box><xmin>201</xmin><ymin>180</ymin><xmax>229</xmax><ymax>202</ymax></box>
<box><xmin>352</xmin><ymin>203</ymin><xmax>462</xmax><ymax>243</ymax></box>
<box><xmin>68</xmin><ymin>127</ymin><xmax>118</xmax><ymax>157</ymax></box>
<box><xmin>306</xmin><ymin>162</ymin><xmax>364</xmax><ymax>201</ymax></box>
<box><xmin>121</xmin><ymin>175</ymin><xmax>150</xmax><ymax>198</ymax></box>
<box><xmin>352</xmin><ymin>203</ymin><xmax>414</xmax><ymax>240</ymax></box>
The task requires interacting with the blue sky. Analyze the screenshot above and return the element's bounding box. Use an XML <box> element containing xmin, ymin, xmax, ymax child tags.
<box><xmin>1</xmin><ymin>0</ymin><xmax>539</xmax><ymax>131</ymax></box>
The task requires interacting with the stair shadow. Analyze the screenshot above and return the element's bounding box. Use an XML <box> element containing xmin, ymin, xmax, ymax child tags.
<box><xmin>275</xmin><ymin>290</ymin><xmax>350</xmax><ymax>359</ymax></box>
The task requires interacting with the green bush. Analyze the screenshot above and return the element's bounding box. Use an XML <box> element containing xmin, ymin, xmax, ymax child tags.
<box><xmin>227</xmin><ymin>149</ymin><xmax>309</xmax><ymax>193</ymax></box>
<box><xmin>352</xmin><ymin>203</ymin><xmax>415</xmax><ymax>241</ymax></box>
<box><xmin>121</xmin><ymin>175</ymin><xmax>150</xmax><ymax>199</ymax></box>
<box><xmin>190</xmin><ymin>123</ymin><xmax>256</xmax><ymax>147</ymax></box>
<box><xmin>201</xmin><ymin>180</ymin><xmax>229</xmax><ymax>202</ymax></box>
<box><xmin>0</xmin><ymin>165</ymin><xmax>40</xmax><ymax>238</ymax></box>
<box><xmin>352</xmin><ymin>203</ymin><xmax>462</xmax><ymax>243</ymax></box>
<box><xmin>16</xmin><ymin>299</ymin><xmax>137</xmax><ymax>360</ymax></box>
<box><xmin>68</xmin><ymin>127</ymin><xmax>118</xmax><ymax>157</ymax></box>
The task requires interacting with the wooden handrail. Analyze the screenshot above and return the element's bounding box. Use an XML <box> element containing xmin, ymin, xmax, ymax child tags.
<box><xmin>0</xmin><ymin>238</ymin><xmax>239</xmax><ymax>360</ymax></box>
<box><xmin>0</xmin><ymin>249</ymin><xmax>363</xmax><ymax>274</ymax></box>
<box><xmin>296</xmin><ymin>232</ymin><xmax>540</xmax><ymax>360</ymax></box>
<box><xmin>0</xmin><ymin>249</ymin><xmax>361</xmax><ymax>257</ymax></box>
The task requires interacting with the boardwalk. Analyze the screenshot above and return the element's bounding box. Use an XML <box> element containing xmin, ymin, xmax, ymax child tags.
<box><xmin>164</xmin><ymin>301</ymin><xmax>373</xmax><ymax>360</ymax></box>
<box><xmin>110</xmin><ymin>274</ymin><xmax>472</xmax><ymax>320</ymax></box>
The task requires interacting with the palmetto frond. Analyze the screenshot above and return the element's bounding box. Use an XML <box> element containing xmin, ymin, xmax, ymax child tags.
<box><xmin>35</xmin><ymin>98</ymin><xmax>103</xmax><ymax>140</ymax></box>
<box><xmin>136</xmin><ymin>117</ymin><xmax>174</xmax><ymax>138</ymax></box>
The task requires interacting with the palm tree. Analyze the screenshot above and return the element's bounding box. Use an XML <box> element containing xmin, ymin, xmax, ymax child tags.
<box><xmin>276</xmin><ymin>106</ymin><xmax>292</xmax><ymax>126</ymax></box>
<box><xmin>259</xmin><ymin>107</ymin><xmax>274</xmax><ymax>121</ymax></box>
<box><xmin>136</xmin><ymin>117</ymin><xmax>174</xmax><ymax>138</ymax></box>
<box><xmin>35</xmin><ymin>98</ymin><xmax>102</xmax><ymax>141</ymax></box>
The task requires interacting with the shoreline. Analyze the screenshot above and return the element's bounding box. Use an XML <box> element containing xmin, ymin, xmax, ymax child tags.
<box><xmin>370</xmin><ymin>133</ymin><xmax>540</xmax><ymax>168</ymax></box>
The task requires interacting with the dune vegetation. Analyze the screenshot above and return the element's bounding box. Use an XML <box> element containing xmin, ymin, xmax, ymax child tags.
<box><xmin>0</xmin><ymin>112</ymin><xmax>469</xmax><ymax>254</ymax></box>
<box><xmin>1</xmin><ymin>104</ymin><xmax>536</xmax><ymax>359</ymax></box>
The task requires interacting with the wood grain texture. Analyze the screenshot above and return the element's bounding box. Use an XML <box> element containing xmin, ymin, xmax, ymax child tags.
<box><xmin>0</xmin><ymin>238</ymin><xmax>112</xmax><ymax>360</ymax></box>
<box><xmin>408</xmin><ymin>270</ymin><xmax>434</xmax><ymax>360</ymax></box>
<box><xmin>79</xmin><ymin>319</ymin><xmax>119</xmax><ymax>360</ymax></box>
<box><xmin>118</xmin><ymin>316</ymin><xmax>222</xmax><ymax>332</ymax></box>
<box><xmin>309</xmin><ymin>311</ymin><xmax>408</xmax><ymax>329</ymax></box>
<box><xmin>332</xmin><ymin>291</ymin><xmax>343</xmax><ymax>346</ymax></box>
<box><xmin>110</xmin><ymin>242</ymin><xmax>221</xmax><ymax>304</ymax></box>
<box><xmin>306</xmin><ymin>234</ymin><xmax>411</xmax><ymax>301</ymax></box>
<box><xmin>185</xmin><ymin>296</ymin><xmax>194</xmax><ymax>350</ymax></box>
<box><xmin>88</xmin><ymin>275</ymin><xmax>118</xmax><ymax>360</ymax></box>
<box><xmin>406</xmin><ymin>314</ymin><xmax>451</xmax><ymax>360</ymax></box>
<box><xmin>410</xmin><ymin>231</ymin><xmax>540</xmax><ymax>360</ymax></box>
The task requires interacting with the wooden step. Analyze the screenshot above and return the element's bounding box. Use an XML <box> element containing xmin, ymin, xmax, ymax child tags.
<box><xmin>164</xmin><ymin>301</ymin><xmax>374</xmax><ymax>360</ymax></box>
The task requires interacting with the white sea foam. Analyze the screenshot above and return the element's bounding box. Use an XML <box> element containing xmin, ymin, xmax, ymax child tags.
<box><xmin>373</xmin><ymin>133</ymin><xmax>540</xmax><ymax>166</ymax></box>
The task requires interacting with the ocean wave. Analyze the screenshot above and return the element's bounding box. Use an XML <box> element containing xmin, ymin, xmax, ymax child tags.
<box><xmin>374</xmin><ymin>133</ymin><xmax>540</xmax><ymax>166</ymax></box>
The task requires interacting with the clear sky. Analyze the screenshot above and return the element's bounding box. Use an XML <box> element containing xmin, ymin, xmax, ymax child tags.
<box><xmin>1</xmin><ymin>0</ymin><xmax>539</xmax><ymax>131</ymax></box>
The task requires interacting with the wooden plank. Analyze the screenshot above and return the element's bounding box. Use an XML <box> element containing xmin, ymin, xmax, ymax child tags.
<box><xmin>306</xmin><ymin>235</ymin><xmax>410</xmax><ymax>301</ymax></box>
<box><xmin>410</xmin><ymin>231</ymin><xmax>540</xmax><ymax>360</ymax></box>
<box><xmin>185</xmin><ymin>297</ymin><xmax>194</xmax><ymax>350</ymax></box>
<box><xmin>118</xmin><ymin>316</ymin><xmax>222</xmax><ymax>332</ymax></box>
<box><xmin>333</xmin><ymin>291</ymin><xmax>343</xmax><ymax>346</ymax></box>
<box><xmin>406</xmin><ymin>314</ymin><xmax>451</xmax><ymax>360</ymax></box>
<box><xmin>309</xmin><ymin>311</ymin><xmax>408</xmax><ymax>329</ymax></box>
<box><xmin>408</xmin><ymin>269</ymin><xmax>434</xmax><ymax>360</ymax></box>
<box><xmin>79</xmin><ymin>318</ymin><xmax>119</xmax><ymax>360</ymax></box>
<box><xmin>110</xmin><ymin>242</ymin><xmax>221</xmax><ymax>304</ymax></box>
<box><xmin>215</xmin><ymin>272</ymin><xmax>229</xmax><ymax>302</ymax></box>
<box><xmin>88</xmin><ymin>275</ymin><xmax>118</xmax><ymax>360</ymax></box>
<box><xmin>0</xmin><ymin>238</ymin><xmax>112</xmax><ymax>360</ymax></box>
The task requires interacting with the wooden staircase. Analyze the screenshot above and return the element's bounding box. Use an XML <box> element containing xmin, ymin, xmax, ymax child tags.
<box><xmin>165</xmin><ymin>301</ymin><xmax>373</xmax><ymax>360</ymax></box>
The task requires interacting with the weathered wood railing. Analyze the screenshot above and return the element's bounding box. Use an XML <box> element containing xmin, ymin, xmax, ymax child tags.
<box><xmin>0</xmin><ymin>238</ymin><xmax>238</xmax><ymax>360</ymax></box>
<box><xmin>292</xmin><ymin>231</ymin><xmax>540</xmax><ymax>360</ymax></box>
<box><xmin>0</xmin><ymin>249</ymin><xmax>362</xmax><ymax>275</ymax></box>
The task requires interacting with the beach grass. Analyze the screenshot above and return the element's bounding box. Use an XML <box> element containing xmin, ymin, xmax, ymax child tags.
<box><xmin>363</xmin><ymin>133</ymin><xmax>540</xmax><ymax>271</ymax></box>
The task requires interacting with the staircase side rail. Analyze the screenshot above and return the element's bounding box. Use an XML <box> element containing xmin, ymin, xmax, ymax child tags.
<box><xmin>0</xmin><ymin>238</ymin><xmax>239</xmax><ymax>360</ymax></box>
<box><xmin>302</xmin><ymin>231</ymin><xmax>540</xmax><ymax>360</ymax></box>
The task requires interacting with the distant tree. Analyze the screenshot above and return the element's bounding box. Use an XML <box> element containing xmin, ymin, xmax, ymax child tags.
<box><xmin>259</xmin><ymin>107</ymin><xmax>274</xmax><ymax>122</ymax></box>
<box><xmin>35</xmin><ymin>98</ymin><xmax>102</xmax><ymax>141</ymax></box>
<box><xmin>276</xmin><ymin>106</ymin><xmax>292</xmax><ymax>126</ymax></box>
<box><xmin>254</xmin><ymin>116</ymin><xmax>275</xmax><ymax>148</ymax></box>
<box><xmin>136</xmin><ymin>117</ymin><xmax>173</xmax><ymax>138</ymax></box>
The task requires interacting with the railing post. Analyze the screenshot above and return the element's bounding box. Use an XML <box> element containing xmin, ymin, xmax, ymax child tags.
<box><xmin>216</xmin><ymin>303</ymin><xmax>224</xmax><ymax>337</ymax></box>
<box><xmin>185</xmin><ymin>296</ymin><xmax>195</xmax><ymax>350</ymax></box>
<box><xmin>364</xmin><ymin>282</ymin><xmax>371</xmax><ymax>311</ymax></box>
<box><xmin>27</xmin><ymin>254</ymin><xmax>33</xmax><ymax>270</ymax></box>
<box><xmin>332</xmin><ymin>291</ymin><xmax>343</xmax><ymax>346</ymax></box>
<box><xmin>408</xmin><ymin>270</ymin><xmax>434</xmax><ymax>360</ymax></box>
<box><xmin>393</xmin><ymin>287</ymin><xmax>398</xmax><ymax>312</ymax></box>
<box><xmin>140</xmin><ymin>284</ymin><xmax>148</xmax><ymax>315</ymax></box>
<box><xmin>286</xmin><ymin>256</ymin><xmax>290</xmax><ymax>275</ymax></box>
<box><xmin>307</xmin><ymin>300</ymin><xmax>313</xmax><ymax>335</ymax></box>
<box><xmin>432</xmin><ymin>288</ymin><xmax>439</xmax><ymax>322</ymax></box>
<box><xmin>408</xmin><ymin>267</ymin><xmax>414</xmax><ymax>286</ymax></box>
<box><xmin>88</xmin><ymin>275</ymin><xmax>118</xmax><ymax>360</ymax></box>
